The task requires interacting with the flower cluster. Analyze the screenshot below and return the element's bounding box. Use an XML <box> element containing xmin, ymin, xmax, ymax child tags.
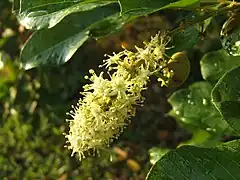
<box><xmin>65</xmin><ymin>33</ymin><xmax>171</xmax><ymax>159</ymax></box>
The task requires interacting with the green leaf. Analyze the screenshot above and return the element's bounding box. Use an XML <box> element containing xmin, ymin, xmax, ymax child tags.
<box><xmin>164</xmin><ymin>0</ymin><xmax>199</xmax><ymax>9</ymax></box>
<box><xmin>13</xmin><ymin>0</ymin><xmax>117</xmax><ymax>29</ymax></box>
<box><xmin>221</xmin><ymin>16</ymin><xmax>240</xmax><ymax>56</ymax></box>
<box><xmin>20</xmin><ymin>4</ymin><xmax>123</xmax><ymax>69</ymax></box>
<box><xmin>147</xmin><ymin>140</ymin><xmax>240</xmax><ymax>180</ymax></box>
<box><xmin>89</xmin><ymin>12</ymin><xmax>134</xmax><ymax>38</ymax></box>
<box><xmin>119</xmin><ymin>0</ymin><xmax>178</xmax><ymax>16</ymax></box>
<box><xmin>119</xmin><ymin>0</ymin><xmax>199</xmax><ymax>16</ymax></box>
<box><xmin>149</xmin><ymin>148</ymin><xmax>169</xmax><ymax>165</ymax></box>
<box><xmin>178</xmin><ymin>130</ymin><xmax>220</xmax><ymax>148</ymax></box>
<box><xmin>200</xmin><ymin>17</ymin><xmax>212</xmax><ymax>33</ymax></box>
<box><xmin>167</xmin><ymin>25</ymin><xmax>200</xmax><ymax>55</ymax></box>
<box><xmin>168</xmin><ymin>82</ymin><xmax>231</xmax><ymax>134</ymax></box>
<box><xmin>212</xmin><ymin>66</ymin><xmax>240</xmax><ymax>133</ymax></box>
<box><xmin>200</xmin><ymin>49</ymin><xmax>240</xmax><ymax>83</ymax></box>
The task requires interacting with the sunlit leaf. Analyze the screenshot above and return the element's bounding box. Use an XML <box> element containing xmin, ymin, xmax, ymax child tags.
<box><xmin>13</xmin><ymin>0</ymin><xmax>117</xmax><ymax>29</ymax></box>
<box><xmin>149</xmin><ymin>148</ymin><xmax>169</xmax><ymax>165</ymax></box>
<box><xmin>20</xmin><ymin>4</ymin><xmax>123</xmax><ymax>69</ymax></box>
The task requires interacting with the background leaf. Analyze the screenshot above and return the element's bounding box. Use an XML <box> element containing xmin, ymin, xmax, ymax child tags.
<box><xmin>147</xmin><ymin>140</ymin><xmax>240</xmax><ymax>180</ymax></box>
<box><xmin>200</xmin><ymin>49</ymin><xmax>240</xmax><ymax>83</ymax></box>
<box><xmin>221</xmin><ymin>13</ymin><xmax>240</xmax><ymax>57</ymax></box>
<box><xmin>89</xmin><ymin>12</ymin><xmax>133</xmax><ymax>38</ymax></box>
<box><xmin>119</xmin><ymin>0</ymin><xmax>199</xmax><ymax>16</ymax></box>
<box><xmin>163</xmin><ymin>0</ymin><xmax>199</xmax><ymax>9</ymax></box>
<box><xmin>13</xmin><ymin>0</ymin><xmax>117</xmax><ymax>29</ymax></box>
<box><xmin>17</xmin><ymin>0</ymin><xmax>202</xmax><ymax>69</ymax></box>
<box><xmin>212</xmin><ymin>66</ymin><xmax>240</xmax><ymax>133</ymax></box>
<box><xmin>20</xmin><ymin>4</ymin><xmax>129</xmax><ymax>69</ymax></box>
<box><xmin>178</xmin><ymin>129</ymin><xmax>221</xmax><ymax>148</ymax></box>
<box><xmin>167</xmin><ymin>25</ymin><xmax>200</xmax><ymax>55</ymax></box>
<box><xmin>168</xmin><ymin>81</ymin><xmax>231</xmax><ymax>134</ymax></box>
<box><xmin>149</xmin><ymin>148</ymin><xmax>169</xmax><ymax>165</ymax></box>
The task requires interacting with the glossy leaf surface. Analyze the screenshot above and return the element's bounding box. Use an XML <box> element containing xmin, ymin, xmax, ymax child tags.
<box><xmin>147</xmin><ymin>140</ymin><xmax>240</xmax><ymax>180</ymax></box>
<box><xmin>119</xmin><ymin>0</ymin><xmax>199</xmax><ymax>16</ymax></box>
<box><xmin>201</xmin><ymin>49</ymin><xmax>240</xmax><ymax>83</ymax></box>
<box><xmin>212</xmin><ymin>66</ymin><xmax>240</xmax><ymax>133</ymax></box>
<box><xmin>169</xmin><ymin>82</ymin><xmax>231</xmax><ymax>134</ymax></box>
<box><xmin>13</xmin><ymin>0</ymin><xmax>117</xmax><ymax>29</ymax></box>
<box><xmin>168</xmin><ymin>25</ymin><xmax>200</xmax><ymax>55</ymax></box>
<box><xmin>20</xmin><ymin>5</ymin><xmax>123</xmax><ymax>69</ymax></box>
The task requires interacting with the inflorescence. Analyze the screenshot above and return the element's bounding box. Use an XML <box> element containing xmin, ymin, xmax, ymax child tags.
<box><xmin>65</xmin><ymin>33</ymin><xmax>172</xmax><ymax>159</ymax></box>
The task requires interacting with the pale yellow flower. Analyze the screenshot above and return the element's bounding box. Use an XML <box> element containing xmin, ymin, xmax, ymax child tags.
<box><xmin>65</xmin><ymin>33</ymin><xmax>171</xmax><ymax>159</ymax></box>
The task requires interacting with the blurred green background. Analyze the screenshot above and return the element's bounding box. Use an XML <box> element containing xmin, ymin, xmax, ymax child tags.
<box><xmin>0</xmin><ymin>0</ymin><xmax>225</xmax><ymax>179</ymax></box>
